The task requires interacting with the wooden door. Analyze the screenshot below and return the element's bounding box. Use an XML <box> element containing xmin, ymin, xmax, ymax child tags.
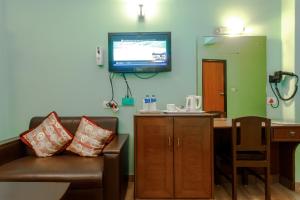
<box><xmin>174</xmin><ymin>117</ymin><xmax>213</xmax><ymax>198</ymax></box>
<box><xmin>202</xmin><ymin>60</ymin><xmax>226</xmax><ymax>114</ymax></box>
<box><xmin>135</xmin><ymin>117</ymin><xmax>174</xmax><ymax>198</ymax></box>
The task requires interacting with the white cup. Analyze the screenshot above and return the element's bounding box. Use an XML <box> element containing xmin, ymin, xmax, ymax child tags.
<box><xmin>166</xmin><ymin>104</ymin><xmax>176</xmax><ymax>112</ymax></box>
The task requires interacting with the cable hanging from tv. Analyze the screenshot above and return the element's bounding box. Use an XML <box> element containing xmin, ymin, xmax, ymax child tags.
<box><xmin>106</xmin><ymin>72</ymin><xmax>119</xmax><ymax>112</ymax></box>
<box><xmin>122</xmin><ymin>73</ymin><xmax>133</xmax><ymax>97</ymax></box>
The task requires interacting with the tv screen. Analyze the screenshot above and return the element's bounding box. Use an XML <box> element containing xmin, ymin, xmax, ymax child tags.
<box><xmin>108</xmin><ymin>32</ymin><xmax>171</xmax><ymax>73</ymax></box>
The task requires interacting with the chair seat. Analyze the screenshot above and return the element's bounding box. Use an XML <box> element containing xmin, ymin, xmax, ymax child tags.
<box><xmin>236</xmin><ymin>152</ymin><xmax>265</xmax><ymax>160</ymax></box>
<box><xmin>0</xmin><ymin>155</ymin><xmax>103</xmax><ymax>184</ymax></box>
<box><xmin>218</xmin><ymin>151</ymin><xmax>265</xmax><ymax>162</ymax></box>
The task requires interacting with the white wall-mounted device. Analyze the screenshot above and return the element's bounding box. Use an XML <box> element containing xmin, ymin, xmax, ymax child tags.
<box><xmin>96</xmin><ymin>46</ymin><xmax>104</xmax><ymax>66</ymax></box>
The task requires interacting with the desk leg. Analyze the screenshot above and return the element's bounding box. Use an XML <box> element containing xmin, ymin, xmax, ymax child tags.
<box><xmin>278</xmin><ymin>142</ymin><xmax>299</xmax><ymax>190</ymax></box>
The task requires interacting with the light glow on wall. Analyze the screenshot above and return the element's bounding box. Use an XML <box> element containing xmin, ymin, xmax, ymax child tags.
<box><xmin>224</xmin><ymin>16</ymin><xmax>245</xmax><ymax>35</ymax></box>
<box><xmin>217</xmin><ymin>15</ymin><xmax>255</xmax><ymax>35</ymax></box>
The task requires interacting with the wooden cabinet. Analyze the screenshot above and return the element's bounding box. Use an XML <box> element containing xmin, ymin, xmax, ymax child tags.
<box><xmin>134</xmin><ymin>115</ymin><xmax>213</xmax><ymax>199</ymax></box>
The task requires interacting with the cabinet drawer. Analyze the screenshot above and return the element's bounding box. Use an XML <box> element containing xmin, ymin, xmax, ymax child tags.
<box><xmin>272</xmin><ymin>127</ymin><xmax>300</xmax><ymax>142</ymax></box>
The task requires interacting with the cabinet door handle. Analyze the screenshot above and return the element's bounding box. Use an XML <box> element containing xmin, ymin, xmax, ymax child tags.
<box><xmin>177</xmin><ymin>138</ymin><xmax>180</xmax><ymax>147</ymax></box>
<box><xmin>289</xmin><ymin>131</ymin><xmax>296</xmax><ymax>136</ymax></box>
<box><xmin>168</xmin><ymin>136</ymin><xmax>171</xmax><ymax>147</ymax></box>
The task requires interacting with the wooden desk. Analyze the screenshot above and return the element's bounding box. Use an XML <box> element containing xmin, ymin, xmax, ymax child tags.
<box><xmin>213</xmin><ymin>118</ymin><xmax>300</xmax><ymax>190</ymax></box>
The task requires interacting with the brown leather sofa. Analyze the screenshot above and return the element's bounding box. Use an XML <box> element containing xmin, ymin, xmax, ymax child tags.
<box><xmin>0</xmin><ymin>116</ymin><xmax>129</xmax><ymax>200</ymax></box>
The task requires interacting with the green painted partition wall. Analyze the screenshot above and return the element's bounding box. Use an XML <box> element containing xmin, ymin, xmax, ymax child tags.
<box><xmin>197</xmin><ymin>36</ymin><xmax>266</xmax><ymax>118</ymax></box>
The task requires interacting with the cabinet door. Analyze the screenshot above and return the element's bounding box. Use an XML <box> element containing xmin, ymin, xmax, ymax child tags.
<box><xmin>135</xmin><ymin>117</ymin><xmax>174</xmax><ymax>198</ymax></box>
<box><xmin>174</xmin><ymin>117</ymin><xmax>213</xmax><ymax>198</ymax></box>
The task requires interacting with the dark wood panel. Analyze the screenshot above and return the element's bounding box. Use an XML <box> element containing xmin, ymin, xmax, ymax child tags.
<box><xmin>272</xmin><ymin>127</ymin><xmax>300</xmax><ymax>142</ymax></box>
<box><xmin>135</xmin><ymin>117</ymin><xmax>173</xmax><ymax>198</ymax></box>
<box><xmin>270</xmin><ymin>143</ymin><xmax>279</xmax><ymax>175</ymax></box>
<box><xmin>174</xmin><ymin>117</ymin><xmax>213</xmax><ymax>198</ymax></box>
<box><xmin>278</xmin><ymin>142</ymin><xmax>299</xmax><ymax>190</ymax></box>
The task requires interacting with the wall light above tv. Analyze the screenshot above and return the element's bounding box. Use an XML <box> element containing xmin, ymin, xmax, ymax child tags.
<box><xmin>108</xmin><ymin>32</ymin><xmax>171</xmax><ymax>73</ymax></box>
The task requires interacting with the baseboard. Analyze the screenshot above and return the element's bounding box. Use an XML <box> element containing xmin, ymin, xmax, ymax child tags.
<box><xmin>128</xmin><ymin>175</ymin><xmax>135</xmax><ymax>182</ymax></box>
<box><xmin>296</xmin><ymin>182</ymin><xmax>300</xmax><ymax>193</ymax></box>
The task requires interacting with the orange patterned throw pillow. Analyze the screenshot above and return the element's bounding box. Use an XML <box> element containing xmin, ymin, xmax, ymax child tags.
<box><xmin>20</xmin><ymin>112</ymin><xmax>73</xmax><ymax>157</ymax></box>
<box><xmin>66</xmin><ymin>116</ymin><xmax>114</xmax><ymax>157</ymax></box>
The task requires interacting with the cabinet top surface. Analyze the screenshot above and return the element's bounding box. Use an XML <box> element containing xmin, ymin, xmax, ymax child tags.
<box><xmin>134</xmin><ymin>113</ymin><xmax>214</xmax><ymax>117</ymax></box>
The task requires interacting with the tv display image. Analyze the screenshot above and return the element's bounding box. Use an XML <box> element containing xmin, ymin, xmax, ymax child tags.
<box><xmin>108</xmin><ymin>32</ymin><xmax>171</xmax><ymax>73</ymax></box>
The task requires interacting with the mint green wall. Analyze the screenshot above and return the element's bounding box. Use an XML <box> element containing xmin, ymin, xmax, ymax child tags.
<box><xmin>197</xmin><ymin>36</ymin><xmax>266</xmax><ymax>118</ymax></box>
<box><xmin>295</xmin><ymin>0</ymin><xmax>300</xmax><ymax>182</ymax></box>
<box><xmin>2</xmin><ymin>0</ymin><xmax>282</xmax><ymax>175</ymax></box>
<box><xmin>0</xmin><ymin>0</ymin><xmax>12</xmax><ymax>140</ymax></box>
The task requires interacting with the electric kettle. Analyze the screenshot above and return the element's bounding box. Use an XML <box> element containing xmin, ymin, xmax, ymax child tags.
<box><xmin>185</xmin><ymin>95</ymin><xmax>202</xmax><ymax>111</ymax></box>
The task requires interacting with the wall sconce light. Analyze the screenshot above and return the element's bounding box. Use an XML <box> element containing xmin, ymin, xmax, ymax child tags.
<box><xmin>215</xmin><ymin>26</ymin><xmax>245</xmax><ymax>35</ymax></box>
<box><xmin>216</xmin><ymin>17</ymin><xmax>247</xmax><ymax>35</ymax></box>
<box><xmin>138</xmin><ymin>4</ymin><xmax>145</xmax><ymax>21</ymax></box>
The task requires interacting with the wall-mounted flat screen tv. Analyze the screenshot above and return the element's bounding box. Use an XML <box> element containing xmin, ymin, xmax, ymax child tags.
<box><xmin>108</xmin><ymin>32</ymin><xmax>171</xmax><ymax>73</ymax></box>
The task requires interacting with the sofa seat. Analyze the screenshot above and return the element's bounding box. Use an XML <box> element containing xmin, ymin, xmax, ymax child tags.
<box><xmin>0</xmin><ymin>155</ymin><xmax>103</xmax><ymax>184</ymax></box>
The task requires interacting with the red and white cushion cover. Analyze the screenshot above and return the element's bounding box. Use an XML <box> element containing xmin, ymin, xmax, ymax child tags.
<box><xmin>20</xmin><ymin>112</ymin><xmax>73</xmax><ymax>157</ymax></box>
<box><xmin>66</xmin><ymin>116</ymin><xmax>114</xmax><ymax>157</ymax></box>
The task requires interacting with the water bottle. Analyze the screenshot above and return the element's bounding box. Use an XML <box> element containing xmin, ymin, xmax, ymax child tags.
<box><xmin>142</xmin><ymin>95</ymin><xmax>150</xmax><ymax>111</ymax></box>
<box><xmin>149</xmin><ymin>95</ymin><xmax>157</xmax><ymax>111</ymax></box>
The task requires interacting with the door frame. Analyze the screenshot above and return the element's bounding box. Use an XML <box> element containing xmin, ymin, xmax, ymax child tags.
<box><xmin>202</xmin><ymin>59</ymin><xmax>227</xmax><ymax>114</ymax></box>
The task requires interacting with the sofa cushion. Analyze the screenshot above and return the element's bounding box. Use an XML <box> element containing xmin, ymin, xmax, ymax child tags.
<box><xmin>66</xmin><ymin>116</ymin><xmax>114</xmax><ymax>157</ymax></box>
<box><xmin>20</xmin><ymin>112</ymin><xmax>73</xmax><ymax>157</ymax></box>
<box><xmin>0</xmin><ymin>155</ymin><xmax>103</xmax><ymax>185</ymax></box>
<box><xmin>29</xmin><ymin>117</ymin><xmax>118</xmax><ymax>135</ymax></box>
<box><xmin>24</xmin><ymin>116</ymin><xmax>118</xmax><ymax>156</ymax></box>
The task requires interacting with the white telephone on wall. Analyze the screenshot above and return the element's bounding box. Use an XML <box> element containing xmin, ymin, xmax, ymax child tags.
<box><xmin>96</xmin><ymin>46</ymin><xmax>104</xmax><ymax>66</ymax></box>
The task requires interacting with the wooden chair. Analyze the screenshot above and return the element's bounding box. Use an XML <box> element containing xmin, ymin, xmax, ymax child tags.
<box><xmin>231</xmin><ymin>116</ymin><xmax>271</xmax><ymax>200</ymax></box>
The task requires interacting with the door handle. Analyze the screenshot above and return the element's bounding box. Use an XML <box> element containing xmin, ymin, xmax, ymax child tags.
<box><xmin>219</xmin><ymin>92</ymin><xmax>224</xmax><ymax>96</ymax></box>
<box><xmin>177</xmin><ymin>138</ymin><xmax>180</xmax><ymax>147</ymax></box>
<box><xmin>289</xmin><ymin>131</ymin><xmax>296</xmax><ymax>136</ymax></box>
<box><xmin>168</xmin><ymin>136</ymin><xmax>173</xmax><ymax>152</ymax></box>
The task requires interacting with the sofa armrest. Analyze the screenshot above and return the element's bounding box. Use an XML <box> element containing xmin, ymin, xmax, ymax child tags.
<box><xmin>103</xmin><ymin>134</ymin><xmax>129</xmax><ymax>200</ymax></box>
<box><xmin>0</xmin><ymin>137</ymin><xmax>25</xmax><ymax>166</ymax></box>
<box><xmin>103</xmin><ymin>134</ymin><xmax>129</xmax><ymax>154</ymax></box>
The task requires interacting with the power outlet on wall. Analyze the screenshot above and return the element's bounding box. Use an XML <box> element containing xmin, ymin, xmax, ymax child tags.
<box><xmin>102</xmin><ymin>100</ymin><xmax>111</xmax><ymax>109</ymax></box>
<box><xmin>267</xmin><ymin>97</ymin><xmax>276</xmax><ymax>105</ymax></box>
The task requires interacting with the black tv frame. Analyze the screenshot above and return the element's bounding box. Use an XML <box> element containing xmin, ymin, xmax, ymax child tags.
<box><xmin>108</xmin><ymin>32</ymin><xmax>171</xmax><ymax>73</ymax></box>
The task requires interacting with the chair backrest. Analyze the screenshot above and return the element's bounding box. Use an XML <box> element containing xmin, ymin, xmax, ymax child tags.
<box><xmin>232</xmin><ymin>116</ymin><xmax>270</xmax><ymax>152</ymax></box>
